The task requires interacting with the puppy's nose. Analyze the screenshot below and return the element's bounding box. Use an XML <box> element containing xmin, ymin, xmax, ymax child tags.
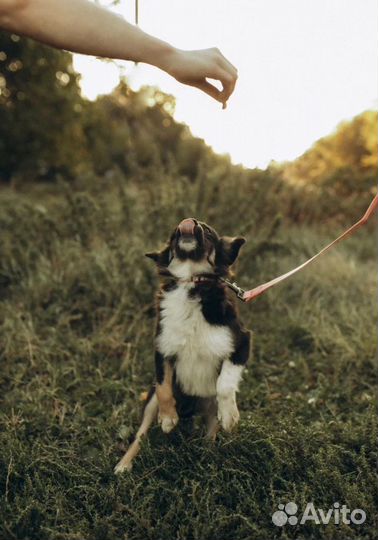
<box><xmin>178</xmin><ymin>218</ymin><xmax>196</xmax><ymax>235</ymax></box>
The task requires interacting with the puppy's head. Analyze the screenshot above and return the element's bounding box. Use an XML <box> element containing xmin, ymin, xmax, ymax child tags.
<box><xmin>146</xmin><ymin>218</ymin><xmax>245</xmax><ymax>277</ymax></box>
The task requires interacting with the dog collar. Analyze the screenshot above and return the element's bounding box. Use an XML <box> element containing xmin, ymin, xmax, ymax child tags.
<box><xmin>179</xmin><ymin>274</ymin><xmax>219</xmax><ymax>285</ymax></box>
<box><xmin>170</xmin><ymin>273</ymin><xmax>247</xmax><ymax>300</ymax></box>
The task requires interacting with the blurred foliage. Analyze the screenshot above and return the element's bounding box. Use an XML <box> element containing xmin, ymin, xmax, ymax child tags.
<box><xmin>0</xmin><ymin>32</ymin><xmax>377</xmax><ymax>540</ymax></box>
<box><xmin>279</xmin><ymin>111</ymin><xmax>377</xmax><ymax>222</ymax></box>
<box><xmin>0</xmin><ymin>32</ymin><xmax>85</xmax><ymax>181</ymax></box>
<box><xmin>282</xmin><ymin>111</ymin><xmax>377</xmax><ymax>183</ymax></box>
<box><xmin>1</xmin><ymin>32</ymin><xmax>376</xmax><ymax>226</ymax></box>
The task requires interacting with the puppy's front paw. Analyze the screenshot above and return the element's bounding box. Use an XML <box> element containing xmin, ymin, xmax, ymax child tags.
<box><xmin>217</xmin><ymin>396</ymin><xmax>240</xmax><ymax>432</ymax></box>
<box><xmin>158</xmin><ymin>410</ymin><xmax>179</xmax><ymax>433</ymax></box>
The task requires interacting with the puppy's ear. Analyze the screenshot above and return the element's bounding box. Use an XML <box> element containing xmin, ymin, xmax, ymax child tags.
<box><xmin>145</xmin><ymin>244</ymin><xmax>172</xmax><ymax>267</ymax></box>
<box><xmin>218</xmin><ymin>236</ymin><xmax>246</xmax><ymax>266</ymax></box>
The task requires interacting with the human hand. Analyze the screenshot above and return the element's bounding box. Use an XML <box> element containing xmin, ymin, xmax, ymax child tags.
<box><xmin>162</xmin><ymin>47</ymin><xmax>238</xmax><ymax>109</ymax></box>
<box><xmin>0</xmin><ymin>0</ymin><xmax>237</xmax><ymax>107</ymax></box>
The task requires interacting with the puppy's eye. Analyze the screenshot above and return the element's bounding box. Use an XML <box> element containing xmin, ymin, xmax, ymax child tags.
<box><xmin>205</xmin><ymin>233</ymin><xmax>216</xmax><ymax>245</ymax></box>
<box><xmin>202</xmin><ymin>227</ymin><xmax>213</xmax><ymax>239</ymax></box>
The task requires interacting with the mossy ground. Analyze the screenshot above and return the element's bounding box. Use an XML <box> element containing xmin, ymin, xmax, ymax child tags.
<box><xmin>0</xmin><ymin>178</ymin><xmax>376</xmax><ymax>540</ymax></box>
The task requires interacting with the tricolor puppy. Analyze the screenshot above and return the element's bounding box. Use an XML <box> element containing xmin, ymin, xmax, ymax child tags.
<box><xmin>114</xmin><ymin>218</ymin><xmax>251</xmax><ymax>473</ymax></box>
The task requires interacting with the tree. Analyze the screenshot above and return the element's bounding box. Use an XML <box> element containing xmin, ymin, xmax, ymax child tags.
<box><xmin>0</xmin><ymin>32</ymin><xmax>86</xmax><ymax>182</ymax></box>
<box><xmin>282</xmin><ymin>111</ymin><xmax>378</xmax><ymax>186</ymax></box>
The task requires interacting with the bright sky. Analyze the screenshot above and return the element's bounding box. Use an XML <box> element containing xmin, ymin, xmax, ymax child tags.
<box><xmin>73</xmin><ymin>0</ymin><xmax>378</xmax><ymax>169</ymax></box>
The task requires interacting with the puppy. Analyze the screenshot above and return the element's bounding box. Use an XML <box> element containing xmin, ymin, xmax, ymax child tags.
<box><xmin>114</xmin><ymin>218</ymin><xmax>251</xmax><ymax>473</ymax></box>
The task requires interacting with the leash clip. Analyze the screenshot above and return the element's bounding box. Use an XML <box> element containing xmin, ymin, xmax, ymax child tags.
<box><xmin>220</xmin><ymin>278</ymin><xmax>246</xmax><ymax>301</ymax></box>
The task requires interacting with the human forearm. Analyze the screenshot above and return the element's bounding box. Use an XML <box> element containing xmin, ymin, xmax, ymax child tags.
<box><xmin>0</xmin><ymin>0</ymin><xmax>175</xmax><ymax>68</ymax></box>
<box><xmin>0</xmin><ymin>0</ymin><xmax>238</xmax><ymax>105</ymax></box>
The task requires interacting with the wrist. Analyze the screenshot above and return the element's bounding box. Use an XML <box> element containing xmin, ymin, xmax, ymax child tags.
<box><xmin>144</xmin><ymin>38</ymin><xmax>179</xmax><ymax>75</ymax></box>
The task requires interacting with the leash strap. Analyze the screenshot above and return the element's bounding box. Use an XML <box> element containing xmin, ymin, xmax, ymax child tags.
<box><xmin>243</xmin><ymin>193</ymin><xmax>378</xmax><ymax>303</ymax></box>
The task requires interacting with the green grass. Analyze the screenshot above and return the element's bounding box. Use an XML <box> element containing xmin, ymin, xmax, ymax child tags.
<box><xmin>0</xmin><ymin>178</ymin><xmax>377</xmax><ymax>540</ymax></box>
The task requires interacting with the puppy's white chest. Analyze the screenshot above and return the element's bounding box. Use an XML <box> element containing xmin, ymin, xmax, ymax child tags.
<box><xmin>156</xmin><ymin>285</ymin><xmax>233</xmax><ymax>397</ymax></box>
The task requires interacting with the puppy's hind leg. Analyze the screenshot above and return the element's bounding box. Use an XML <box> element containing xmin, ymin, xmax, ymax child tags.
<box><xmin>114</xmin><ymin>392</ymin><xmax>158</xmax><ymax>474</ymax></box>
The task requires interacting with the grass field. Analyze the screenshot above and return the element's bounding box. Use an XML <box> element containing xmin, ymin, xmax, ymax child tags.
<box><xmin>0</xmin><ymin>176</ymin><xmax>377</xmax><ymax>540</ymax></box>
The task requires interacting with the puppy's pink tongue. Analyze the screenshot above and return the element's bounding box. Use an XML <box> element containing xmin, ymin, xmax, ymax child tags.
<box><xmin>178</xmin><ymin>218</ymin><xmax>195</xmax><ymax>235</ymax></box>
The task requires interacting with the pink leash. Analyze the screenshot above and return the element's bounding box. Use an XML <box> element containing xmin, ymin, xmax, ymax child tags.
<box><xmin>242</xmin><ymin>193</ymin><xmax>378</xmax><ymax>303</ymax></box>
